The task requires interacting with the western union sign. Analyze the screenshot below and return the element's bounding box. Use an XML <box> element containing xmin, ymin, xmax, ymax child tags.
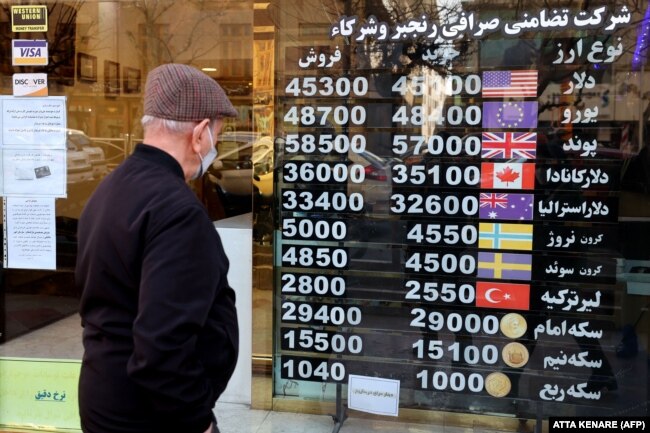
<box><xmin>11</xmin><ymin>5</ymin><xmax>48</xmax><ymax>32</ymax></box>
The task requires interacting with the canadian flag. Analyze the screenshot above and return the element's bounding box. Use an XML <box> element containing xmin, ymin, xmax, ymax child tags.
<box><xmin>481</xmin><ymin>162</ymin><xmax>535</xmax><ymax>190</ymax></box>
<box><xmin>476</xmin><ymin>281</ymin><xmax>530</xmax><ymax>310</ymax></box>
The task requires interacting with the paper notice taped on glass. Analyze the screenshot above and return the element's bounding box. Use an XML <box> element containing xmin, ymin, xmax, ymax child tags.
<box><xmin>4</xmin><ymin>196</ymin><xmax>56</xmax><ymax>270</ymax></box>
<box><xmin>347</xmin><ymin>374</ymin><xmax>400</xmax><ymax>417</ymax></box>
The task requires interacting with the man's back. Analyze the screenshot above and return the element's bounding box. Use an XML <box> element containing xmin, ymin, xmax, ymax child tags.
<box><xmin>77</xmin><ymin>144</ymin><xmax>238</xmax><ymax>433</ymax></box>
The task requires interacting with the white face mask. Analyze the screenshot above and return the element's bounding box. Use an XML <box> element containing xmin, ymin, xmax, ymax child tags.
<box><xmin>191</xmin><ymin>126</ymin><xmax>218</xmax><ymax>180</ymax></box>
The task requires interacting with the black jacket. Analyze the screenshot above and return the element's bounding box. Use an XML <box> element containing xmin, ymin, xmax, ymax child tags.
<box><xmin>76</xmin><ymin>144</ymin><xmax>238</xmax><ymax>433</ymax></box>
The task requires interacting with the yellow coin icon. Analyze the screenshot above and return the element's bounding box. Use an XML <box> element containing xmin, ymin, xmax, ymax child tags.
<box><xmin>485</xmin><ymin>372</ymin><xmax>512</xmax><ymax>398</ymax></box>
<box><xmin>499</xmin><ymin>313</ymin><xmax>527</xmax><ymax>339</ymax></box>
<box><xmin>502</xmin><ymin>342</ymin><xmax>529</xmax><ymax>368</ymax></box>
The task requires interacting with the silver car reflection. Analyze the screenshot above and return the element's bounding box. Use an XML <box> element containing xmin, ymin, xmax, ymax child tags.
<box><xmin>66</xmin><ymin>129</ymin><xmax>109</xmax><ymax>180</ymax></box>
<box><xmin>204</xmin><ymin>131</ymin><xmax>273</xmax><ymax>217</ymax></box>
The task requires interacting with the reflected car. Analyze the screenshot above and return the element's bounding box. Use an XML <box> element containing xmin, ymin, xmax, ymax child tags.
<box><xmin>346</xmin><ymin>150</ymin><xmax>399</xmax><ymax>214</ymax></box>
<box><xmin>204</xmin><ymin>131</ymin><xmax>274</xmax><ymax>216</ymax></box>
<box><xmin>204</xmin><ymin>132</ymin><xmax>397</xmax><ymax>217</ymax></box>
<box><xmin>66</xmin><ymin>141</ymin><xmax>94</xmax><ymax>184</ymax></box>
<box><xmin>252</xmin><ymin>136</ymin><xmax>274</xmax><ymax>197</ymax></box>
<box><xmin>66</xmin><ymin>129</ymin><xmax>110</xmax><ymax>179</ymax></box>
<box><xmin>281</xmin><ymin>149</ymin><xmax>398</xmax><ymax>215</ymax></box>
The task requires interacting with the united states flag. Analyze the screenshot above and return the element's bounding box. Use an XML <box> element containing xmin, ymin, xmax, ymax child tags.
<box><xmin>482</xmin><ymin>70</ymin><xmax>538</xmax><ymax>98</ymax></box>
<box><xmin>482</xmin><ymin>132</ymin><xmax>537</xmax><ymax>159</ymax></box>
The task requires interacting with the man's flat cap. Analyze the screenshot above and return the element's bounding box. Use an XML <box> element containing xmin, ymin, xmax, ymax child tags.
<box><xmin>144</xmin><ymin>63</ymin><xmax>237</xmax><ymax>121</ymax></box>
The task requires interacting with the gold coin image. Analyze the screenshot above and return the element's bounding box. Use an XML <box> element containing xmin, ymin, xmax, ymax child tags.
<box><xmin>499</xmin><ymin>313</ymin><xmax>527</xmax><ymax>339</ymax></box>
<box><xmin>485</xmin><ymin>372</ymin><xmax>512</xmax><ymax>398</ymax></box>
<box><xmin>502</xmin><ymin>342</ymin><xmax>529</xmax><ymax>368</ymax></box>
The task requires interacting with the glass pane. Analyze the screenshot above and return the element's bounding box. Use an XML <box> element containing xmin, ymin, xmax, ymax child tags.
<box><xmin>0</xmin><ymin>1</ymin><xmax>257</xmax><ymax>429</ymax></box>
<box><xmin>272</xmin><ymin>0</ymin><xmax>650</xmax><ymax>422</ymax></box>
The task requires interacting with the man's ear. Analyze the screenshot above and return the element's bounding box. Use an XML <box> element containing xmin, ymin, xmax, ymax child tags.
<box><xmin>190</xmin><ymin>119</ymin><xmax>210</xmax><ymax>153</ymax></box>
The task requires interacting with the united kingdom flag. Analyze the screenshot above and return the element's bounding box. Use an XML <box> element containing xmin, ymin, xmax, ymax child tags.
<box><xmin>481</xmin><ymin>132</ymin><xmax>537</xmax><ymax>159</ymax></box>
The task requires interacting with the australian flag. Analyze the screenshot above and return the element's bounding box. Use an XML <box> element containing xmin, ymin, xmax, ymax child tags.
<box><xmin>479</xmin><ymin>193</ymin><xmax>534</xmax><ymax>221</ymax></box>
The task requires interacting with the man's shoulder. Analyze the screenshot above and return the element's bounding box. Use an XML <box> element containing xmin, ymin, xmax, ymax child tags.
<box><xmin>105</xmin><ymin>156</ymin><xmax>185</xmax><ymax>194</ymax></box>
<box><xmin>86</xmin><ymin>157</ymin><xmax>198</xmax><ymax>221</ymax></box>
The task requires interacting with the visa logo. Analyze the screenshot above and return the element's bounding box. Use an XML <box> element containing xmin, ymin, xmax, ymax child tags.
<box><xmin>19</xmin><ymin>47</ymin><xmax>42</xmax><ymax>57</ymax></box>
<box><xmin>12</xmin><ymin>41</ymin><xmax>48</xmax><ymax>66</ymax></box>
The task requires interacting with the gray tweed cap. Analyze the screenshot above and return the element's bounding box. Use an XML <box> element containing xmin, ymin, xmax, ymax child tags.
<box><xmin>143</xmin><ymin>63</ymin><xmax>237</xmax><ymax>121</ymax></box>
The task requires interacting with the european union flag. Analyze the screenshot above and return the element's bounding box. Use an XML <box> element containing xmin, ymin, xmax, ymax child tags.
<box><xmin>483</xmin><ymin>101</ymin><xmax>538</xmax><ymax>129</ymax></box>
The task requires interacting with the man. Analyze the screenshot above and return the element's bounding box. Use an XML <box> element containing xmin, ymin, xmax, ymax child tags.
<box><xmin>76</xmin><ymin>64</ymin><xmax>239</xmax><ymax>433</ymax></box>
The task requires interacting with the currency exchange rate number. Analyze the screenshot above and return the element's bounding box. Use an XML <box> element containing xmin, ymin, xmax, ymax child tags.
<box><xmin>279</xmin><ymin>71</ymin><xmax>497</xmax><ymax>392</ymax></box>
<box><xmin>392</xmin><ymin>74</ymin><xmax>482</xmax><ymax>126</ymax></box>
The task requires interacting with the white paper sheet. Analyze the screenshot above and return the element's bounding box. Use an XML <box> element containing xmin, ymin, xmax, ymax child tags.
<box><xmin>3</xmin><ymin>148</ymin><xmax>66</xmax><ymax>197</ymax></box>
<box><xmin>1</xmin><ymin>96</ymin><xmax>66</xmax><ymax>148</ymax></box>
<box><xmin>347</xmin><ymin>374</ymin><xmax>400</xmax><ymax>417</ymax></box>
<box><xmin>4</xmin><ymin>196</ymin><xmax>56</xmax><ymax>270</ymax></box>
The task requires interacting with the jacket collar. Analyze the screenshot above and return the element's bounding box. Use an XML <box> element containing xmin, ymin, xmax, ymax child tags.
<box><xmin>133</xmin><ymin>143</ymin><xmax>185</xmax><ymax>179</ymax></box>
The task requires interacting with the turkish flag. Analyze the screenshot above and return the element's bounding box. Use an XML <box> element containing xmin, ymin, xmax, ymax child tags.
<box><xmin>476</xmin><ymin>281</ymin><xmax>530</xmax><ymax>310</ymax></box>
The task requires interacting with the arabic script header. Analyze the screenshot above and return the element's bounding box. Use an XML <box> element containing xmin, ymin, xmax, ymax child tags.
<box><xmin>330</xmin><ymin>6</ymin><xmax>634</xmax><ymax>42</ymax></box>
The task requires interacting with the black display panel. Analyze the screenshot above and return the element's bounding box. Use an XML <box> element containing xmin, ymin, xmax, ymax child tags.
<box><xmin>273</xmin><ymin>1</ymin><xmax>649</xmax><ymax>421</ymax></box>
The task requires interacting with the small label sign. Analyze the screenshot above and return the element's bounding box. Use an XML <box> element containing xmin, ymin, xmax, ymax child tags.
<box><xmin>13</xmin><ymin>73</ymin><xmax>48</xmax><ymax>96</ymax></box>
<box><xmin>348</xmin><ymin>375</ymin><xmax>400</xmax><ymax>417</ymax></box>
<box><xmin>12</xmin><ymin>40</ymin><xmax>48</xmax><ymax>66</ymax></box>
<box><xmin>11</xmin><ymin>6</ymin><xmax>48</xmax><ymax>32</ymax></box>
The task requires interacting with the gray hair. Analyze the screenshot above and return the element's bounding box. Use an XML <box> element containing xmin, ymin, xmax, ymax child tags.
<box><xmin>141</xmin><ymin>115</ymin><xmax>217</xmax><ymax>135</ymax></box>
<box><xmin>141</xmin><ymin>115</ymin><xmax>196</xmax><ymax>135</ymax></box>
